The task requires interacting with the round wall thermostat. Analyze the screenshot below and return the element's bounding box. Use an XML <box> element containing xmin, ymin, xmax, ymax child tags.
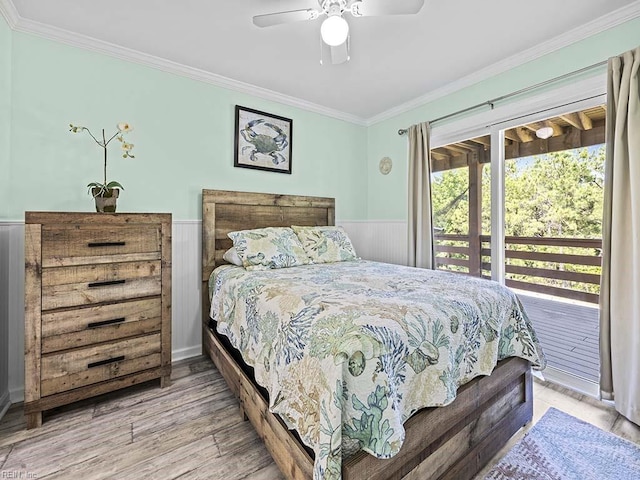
<box><xmin>379</xmin><ymin>157</ymin><xmax>393</xmax><ymax>175</ymax></box>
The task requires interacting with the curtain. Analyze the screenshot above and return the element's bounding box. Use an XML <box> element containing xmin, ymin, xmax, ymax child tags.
<box><xmin>600</xmin><ymin>46</ymin><xmax>640</xmax><ymax>425</ymax></box>
<box><xmin>407</xmin><ymin>122</ymin><xmax>435</xmax><ymax>269</ymax></box>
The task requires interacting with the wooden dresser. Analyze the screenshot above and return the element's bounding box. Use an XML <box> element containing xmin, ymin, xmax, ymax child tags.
<box><xmin>24</xmin><ymin>212</ymin><xmax>172</xmax><ymax>428</ymax></box>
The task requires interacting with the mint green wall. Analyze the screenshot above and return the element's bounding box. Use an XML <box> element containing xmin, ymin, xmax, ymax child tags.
<box><xmin>5</xmin><ymin>16</ymin><xmax>640</xmax><ymax>222</ymax></box>
<box><xmin>5</xmin><ymin>31</ymin><xmax>367</xmax><ymax>221</ymax></box>
<box><xmin>0</xmin><ymin>15</ymin><xmax>10</xmax><ymax>212</ymax></box>
<box><xmin>366</xmin><ymin>17</ymin><xmax>640</xmax><ymax>221</ymax></box>
<box><xmin>0</xmin><ymin>14</ymin><xmax>10</xmax><ymax>407</ymax></box>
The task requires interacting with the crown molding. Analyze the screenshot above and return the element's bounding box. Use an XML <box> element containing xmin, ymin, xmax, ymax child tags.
<box><xmin>366</xmin><ymin>0</ymin><xmax>640</xmax><ymax>126</ymax></box>
<box><xmin>3</xmin><ymin>0</ymin><xmax>639</xmax><ymax>126</ymax></box>
<box><xmin>0</xmin><ymin>0</ymin><xmax>18</xmax><ymax>28</ymax></box>
<box><xmin>2</xmin><ymin>3</ymin><xmax>367</xmax><ymax>127</ymax></box>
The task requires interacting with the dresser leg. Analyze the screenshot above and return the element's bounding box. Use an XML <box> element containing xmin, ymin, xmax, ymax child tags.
<box><xmin>160</xmin><ymin>375</ymin><xmax>171</xmax><ymax>388</ymax></box>
<box><xmin>26</xmin><ymin>412</ymin><xmax>42</xmax><ymax>429</ymax></box>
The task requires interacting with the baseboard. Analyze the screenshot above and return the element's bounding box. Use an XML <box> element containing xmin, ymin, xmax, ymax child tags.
<box><xmin>9</xmin><ymin>386</ymin><xmax>24</xmax><ymax>404</ymax></box>
<box><xmin>0</xmin><ymin>390</ymin><xmax>11</xmax><ymax>419</ymax></box>
<box><xmin>172</xmin><ymin>345</ymin><xmax>202</xmax><ymax>362</ymax></box>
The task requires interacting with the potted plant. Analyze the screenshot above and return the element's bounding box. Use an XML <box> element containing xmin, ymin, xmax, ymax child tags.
<box><xmin>69</xmin><ymin>122</ymin><xmax>135</xmax><ymax>212</ymax></box>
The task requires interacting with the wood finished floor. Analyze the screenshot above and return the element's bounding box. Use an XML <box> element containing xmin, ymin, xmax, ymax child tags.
<box><xmin>518</xmin><ymin>293</ymin><xmax>599</xmax><ymax>383</ymax></box>
<box><xmin>1</xmin><ymin>356</ymin><xmax>639</xmax><ymax>480</ymax></box>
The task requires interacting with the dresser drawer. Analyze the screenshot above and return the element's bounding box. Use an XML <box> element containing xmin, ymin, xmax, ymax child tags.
<box><xmin>42</xmin><ymin>261</ymin><xmax>161</xmax><ymax>310</ymax></box>
<box><xmin>41</xmin><ymin>298</ymin><xmax>162</xmax><ymax>354</ymax></box>
<box><xmin>41</xmin><ymin>333</ymin><xmax>162</xmax><ymax>396</ymax></box>
<box><xmin>42</xmin><ymin>225</ymin><xmax>161</xmax><ymax>267</ymax></box>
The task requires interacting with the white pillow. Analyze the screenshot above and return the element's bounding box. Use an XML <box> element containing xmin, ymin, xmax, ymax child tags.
<box><xmin>222</xmin><ymin>246</ymin><xmax>243</xmax><ymax>266</ymax></box>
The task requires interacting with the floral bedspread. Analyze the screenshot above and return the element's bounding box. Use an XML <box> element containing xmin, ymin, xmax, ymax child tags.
<box><xmin>209</xmin><ymin>260</ymin><xmax>545</xmax><ymax>480</ymax></box>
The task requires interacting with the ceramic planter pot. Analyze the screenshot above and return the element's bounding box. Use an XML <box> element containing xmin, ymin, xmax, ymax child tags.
<box><xmin>92</xmin><ymin>187</ymin><xmax>119</xmax><ymax>213</ymax></box>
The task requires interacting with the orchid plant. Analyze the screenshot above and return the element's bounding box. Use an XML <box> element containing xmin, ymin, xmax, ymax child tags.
<box><xmin>69</xmin><ymin>122</ymin><xmax>135</xmax><ymax>197</ymax></box>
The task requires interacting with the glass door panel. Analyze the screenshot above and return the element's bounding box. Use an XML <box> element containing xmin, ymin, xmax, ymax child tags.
<box><xmin>430</xmin><ymin>135</ymin><xmax>491</xmax><ymax>277</ymax></box>
<box><xmin>501</xmin><ymin>106</ymin><xmax>605</xmax><ymax>385</ymax></box>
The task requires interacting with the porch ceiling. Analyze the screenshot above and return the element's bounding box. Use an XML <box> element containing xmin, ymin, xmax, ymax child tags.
<box><xmin>431</xmin><ymin>105</ymin><xmax>607</xmax><ymax>173</ymax></box>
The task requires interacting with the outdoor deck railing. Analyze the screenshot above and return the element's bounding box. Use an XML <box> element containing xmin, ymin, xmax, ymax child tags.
<box><xmin>434</xmin><ymin>234</ymin><xmax>602</xmax><ymax>304</ymax></box>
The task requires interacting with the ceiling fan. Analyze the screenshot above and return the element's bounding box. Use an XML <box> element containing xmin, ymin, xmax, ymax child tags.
<box><xmin>253</xmin><ymin>0</ymin><xmax>425</xmax><ymax>65</ymax></box>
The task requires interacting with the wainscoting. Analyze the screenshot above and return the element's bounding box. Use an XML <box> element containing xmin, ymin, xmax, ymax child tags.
<box><xmin>0</xmin><ymin>219</ymin><xmax>407</xmax><ymax>408</ymax></box>
<box><xmin>0</xmin><ymin>223</ymin><xmax>24</xmax><ymax>413</ymax></box>
<box><xmin>340</xmin><ymin>220</ymin><xmax>408</xmax><ymax>266</ymax></box>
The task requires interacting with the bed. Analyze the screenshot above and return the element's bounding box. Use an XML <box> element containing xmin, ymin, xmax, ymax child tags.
<box><xmin>201</xmin><ymin>189</ymin><xmax>544</xmax><ymax>480</ymax></box>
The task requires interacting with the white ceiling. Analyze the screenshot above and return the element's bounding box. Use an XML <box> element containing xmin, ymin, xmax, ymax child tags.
<box><xmin>6</xmin><ymin>0</ymin><xmax>640</xmax><ymax>122</ymax></box>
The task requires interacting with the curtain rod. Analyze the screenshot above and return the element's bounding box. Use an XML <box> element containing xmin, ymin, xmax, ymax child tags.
<box><xmin>397</xmin><ymin>59</ymin><xmax>608</xmax><ymax>136</ymax></box>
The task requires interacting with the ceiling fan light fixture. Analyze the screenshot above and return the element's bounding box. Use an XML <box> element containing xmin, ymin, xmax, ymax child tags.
<box><xmin>535</xmin><ymin>126</ymin><xmax>554</xmax><ymax>140</ymax></box>
<box><xmin>321</xmin><ymin>15</ymin><xmax>349</xmax><ymax>46</ymax></box>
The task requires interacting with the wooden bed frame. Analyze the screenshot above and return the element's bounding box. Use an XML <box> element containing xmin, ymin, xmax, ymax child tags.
<box><xmin>201</xmin><ymin>189</ymin><xmax>533</xmax><ymax>480</ymax></box>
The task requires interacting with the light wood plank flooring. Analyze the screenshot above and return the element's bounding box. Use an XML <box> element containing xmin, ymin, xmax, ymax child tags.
<box><xmin>1</xmin><ymin>356</ymin><xmax>638</xmax><ymax>480</ymax></box>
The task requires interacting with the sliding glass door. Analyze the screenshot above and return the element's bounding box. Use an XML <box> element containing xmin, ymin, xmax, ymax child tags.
<box><xmin>431</xmin><ymin>100</ymin><xmax>606</xmax><ymax>392</ymax></box>
<box><xmin>499</xmin><ymin>106</ymin><xmax>604</xmax><ymax>388</ymax></box>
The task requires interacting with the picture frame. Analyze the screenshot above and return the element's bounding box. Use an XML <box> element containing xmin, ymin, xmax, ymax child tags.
<box><xmin>234</xmin><ymin>105</ymin><xmax>293</xmax><ymax>174</ymax></box>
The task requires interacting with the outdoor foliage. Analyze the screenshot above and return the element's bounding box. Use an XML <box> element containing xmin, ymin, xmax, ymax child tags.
<box><xmin>430</xmin><ymin>145</ymin><xmax>604</xmax><ymax>296</ymax></box>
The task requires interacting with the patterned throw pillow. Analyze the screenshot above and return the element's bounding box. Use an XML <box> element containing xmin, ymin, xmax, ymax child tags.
<box><xmin>291</xmin><ymin>225</ymin><xmax>358</xmax><ymax>264</ymax></box>
<box><xmin>227</xmin><ymin>227</ymin><xmax>311</xmax><ymax>271</ymax></box>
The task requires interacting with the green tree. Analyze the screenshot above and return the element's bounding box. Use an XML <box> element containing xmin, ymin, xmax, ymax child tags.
<box><xmin>431</xmin><ymin>145</ymin><xmax>605</xmax><ymax>294</ymax></box>
<box><xmin>503</xmin><ymin>147</ymin><xmax>604</xmax><ymax>238</ymax></box>
<box><xmin>431</xmin><ymin>168</ymin><xmax>469</xmax><ymax>234</ymax></box>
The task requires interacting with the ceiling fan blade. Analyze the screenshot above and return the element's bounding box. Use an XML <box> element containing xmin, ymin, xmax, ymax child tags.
<box><xmin>352</xmin><ymin>0</ymin><xmax>425</xmax><ymax>16</ymax></box>
<box><xmin>253</xmin><ymin>9</ymin><xmax>320</xmax><ymax>28</ymax></box>
<box><xmin>330</xmin><ymin>41</ymin><xmax>349</xmax><ymax>65</ymax></box>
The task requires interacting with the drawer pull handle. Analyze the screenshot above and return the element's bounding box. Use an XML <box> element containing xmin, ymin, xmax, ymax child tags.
<box><xmin>88</xmin><ymin>279</ymin><xmax>126</xmax><ymax>288</ymax></box>
<box><xmin>87</xmin><ymin>241</ymin><xmax>126</xmax><ymax>248</ymax></box>
<box><xmin>87</xmin><ymin>317</ymin><xmax>126</xmax><ymax>329</ymax></box>
<box><xmin>88</xmin><ymin>356</ymin><xmax>125</xmax><ymax>369</ymax></box>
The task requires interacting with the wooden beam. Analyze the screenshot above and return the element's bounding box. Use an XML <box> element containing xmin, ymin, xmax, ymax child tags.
<box><xmin>478</xmin><ymin>147</ymin><xmax>491</xmax><ymax>165</ymax></box>
<box><xmin>468</xmin><ymin>135</ymin><xmax>491</xmax><ymax>147</ymax></box>
<box><xmin>432</xmin><ymin>155</ymin><xmax>469</xmax><ymax>173</ymax></box>
<box><xmin>504</xmin><ymin>122</ymin><xmax>604</xmax><ymax>160</ymax></box>
<box><xmin>503</xmin><ymin>129</ymin><xmax>520</xmax><ymax>142</ymax></box>
<box><xmin>459</xmin><ymin>140</ymin><xmax>486</xmax><ymax>151</ymax></box>
<box><xmin>522</xmin><ymin>122</ymin><xmax>542</xmax><ymax>133</ymax></box>
<box><xmin>431</xmin><ymin>151</ymin><xmax>451</xmax><ymax>162</ymax></box>
<box><xmin>548</xmin><ymin>121</ymin><xmax>564</xmax><ymax>136</ymax></box>
<box><xmin>560</xmin><ymin>112</ymin><xmax>591</xmax><ymax>130</ymax></box>
<box><xmin>578</xmin><ymin>111</ymin><xmax>593</xmax><ymax>130</ymax></box>
<box><xmin>433</xmin><ymin>116</ymin><xmax>602</xmax><ymax>172</ymax></box>
<box><xmin>443</xmin><ymin>144</ymin><xmax>474</xmax><ymax>155</ymax></box>
<box><xmin>515</xmin><ymin>127</ymin><xmax>534</xmax><ymax>143</ymax></box>
<box><xmin>560</xmin><ymin>113</ymin><xmax>582</xmax><ymax>129</ymax></box>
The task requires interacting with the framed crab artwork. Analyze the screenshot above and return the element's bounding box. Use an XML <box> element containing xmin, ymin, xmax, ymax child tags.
<box><xmin>234</xmin><ymin>105</ymin><xmax>293</xmax><ymax>174</ymax></box>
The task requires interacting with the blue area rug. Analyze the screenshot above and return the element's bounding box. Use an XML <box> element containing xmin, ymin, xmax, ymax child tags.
<box><xmin>484</xmin><ymin>407</ymin><xmax>640</xmax><ymax>480</ymax></box>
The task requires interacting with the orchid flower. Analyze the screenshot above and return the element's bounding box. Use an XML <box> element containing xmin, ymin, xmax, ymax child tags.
<box><xmin>69</xmin><ymin>122</ymin><xmax>135</xmax><ymax>197</ymax></box>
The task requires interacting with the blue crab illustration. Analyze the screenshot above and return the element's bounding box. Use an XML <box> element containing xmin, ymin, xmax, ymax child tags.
<box><xmin>241</xmin><ymin>119</ymin><xmax>289</xmax><ymax>165</ymax></box>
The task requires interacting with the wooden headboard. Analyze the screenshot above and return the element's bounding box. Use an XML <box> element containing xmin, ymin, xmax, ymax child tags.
<box><xmin>201</xmin><ymin>189</ymin><xmax>335</xmax><ymax>283</ymax></box>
